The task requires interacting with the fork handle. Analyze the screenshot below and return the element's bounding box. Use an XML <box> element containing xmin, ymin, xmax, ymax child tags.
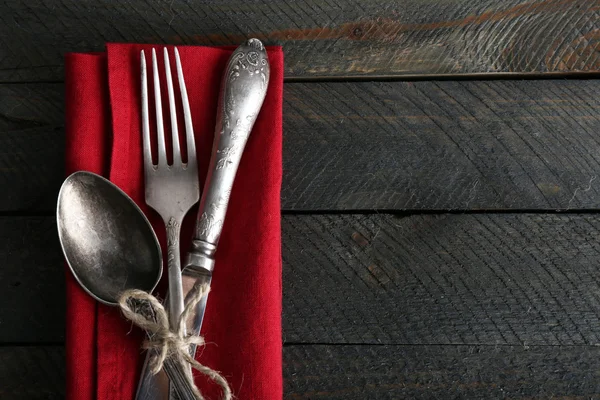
<box><xmin>166</xmin><ymin>218</ymin><xmax>185</xmax><ymax>328</ymax></box>
<box><xmin>186</xmin><ymin>38</ymin><xmax>270</xmax><ymax>273</ymax></box>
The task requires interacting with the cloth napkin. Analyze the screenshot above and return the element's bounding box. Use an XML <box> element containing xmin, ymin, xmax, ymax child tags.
<box><xmin>64</xmin><ymin>43</ymin><xmax>283</xmax><ymax>400</ymax></box>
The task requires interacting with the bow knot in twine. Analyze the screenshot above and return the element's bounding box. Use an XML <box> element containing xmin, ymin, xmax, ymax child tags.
<box><xmin>118</xmin><ymin>282</ymin><xmax>232</xmax><ymax>400</ymax></box>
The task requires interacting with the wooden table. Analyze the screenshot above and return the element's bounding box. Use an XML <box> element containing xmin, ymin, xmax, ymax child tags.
<box><xmin>2</xmin><ymin>1</ymin><xmax>600</xmax><ymax>398</ymax></box>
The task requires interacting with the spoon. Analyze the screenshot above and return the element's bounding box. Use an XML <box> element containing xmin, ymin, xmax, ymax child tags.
<box><xmin>56</xmin><ymin>170</ymin><xmax>198</xmax><ymax>400</ymax></box>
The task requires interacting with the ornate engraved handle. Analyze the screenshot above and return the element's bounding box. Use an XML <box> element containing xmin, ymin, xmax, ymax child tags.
<box><xmin>185</xmin><ymin>38</ymin><xmax>270</xmax><ymax>274</ymax></box>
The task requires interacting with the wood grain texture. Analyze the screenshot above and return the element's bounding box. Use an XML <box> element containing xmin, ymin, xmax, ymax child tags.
<box><xmin>2</xmin><ymin>0</ymin><xmax>600</xmax><ymax>82</ymax></box>
<box><xmin>4</xmin><ymin>79</ymin><xmax>600</xmax><ymax>211</ymax></box>
<box><xmin>0</xmin><ymin>346</ymin><xmax>64</xmax><ymax>400</ymax></box>
<box><xmin>0</xmin><ymin>127</ymin><xmax>64</xmax><ymax>210</ymax></box>
<box><xmin>6</xmin><ymin>213</ymin><xmax>600</xmax><ymax>346</ymax></box>
<box><xmin>282</xmin><ymin>213</ymin><xmax>600</xmax><ymax>346</ymax></box>
<box><xmin>0</xmin><ymin>83</ymin><xmax>62</xmax><ymax>130</ymax></box>
<box><xmin>0</xmin><ymin>83</ymin><xmax>64</xmax><ymax>209</ymax></box>
<box><xmin>3</xmin><ymin>344</ymin><xmax>600</xmax><ymax>399</ymax></box>
<box><xmin>0</xmin><ymin>217</ymin><xmax>65</xmax><ymax>343</ymax></box>
<box><xmin>283</xmin><ymin>79</ymin><xmax>600</xmax><ymax>210</ymax></box>
<box><xmin>284</xmin><ymin>345</ymin><xmax>600</xmax><ymax>399</ymax></box>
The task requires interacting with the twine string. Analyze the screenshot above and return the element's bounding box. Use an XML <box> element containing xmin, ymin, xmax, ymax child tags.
<box><xmin>118</xmin><ymin>282</ymin><xmax>232</xmax><ymax>400</ymax></box>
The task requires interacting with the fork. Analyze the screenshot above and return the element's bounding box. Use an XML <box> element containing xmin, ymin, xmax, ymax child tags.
<box><xmin>137</xmin><ymin>47</ymin><xmax>200</xmax><ymax>399</ymax></box>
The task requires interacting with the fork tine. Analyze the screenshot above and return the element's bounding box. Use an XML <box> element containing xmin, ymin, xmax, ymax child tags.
<box><xmin>152</xmin><ymin>48</ymin><xmax>167</xmax><ymax>166</ymax></box>
<box><xmin>174</xmin><ymin>47</ymin><xmax>196</xmax><ymax>167</ymax></box>
<box><xmin>141</xmin><ymin>50</ymin><xmax>153</xmax><ymax>169</ymax></box>
<box><xmin>164</xmin><ymin>47</ymin><xmax>181</xmax><ymax>165</ymax></box>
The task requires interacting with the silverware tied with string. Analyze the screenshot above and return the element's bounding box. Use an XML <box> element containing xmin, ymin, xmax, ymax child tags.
<box><xmin>135</xmin><ymin>46</ymin><xmax>202</xmax><ymax>400</ymax></box>
<box><xmin>135</xmin><ymin>46</ymin><xmax>227</xmax><ymax>400</ymax></box>
<box><xmin>135</xmin><ymin>39</ymin><xmax>271</xmax><ymax>400</ymax></box>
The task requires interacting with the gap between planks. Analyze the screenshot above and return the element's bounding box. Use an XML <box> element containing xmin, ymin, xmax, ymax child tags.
<box><xmin>6</xmin><ymin>70</ymin><xmax>600</xmax><ymax>86</ymax></box>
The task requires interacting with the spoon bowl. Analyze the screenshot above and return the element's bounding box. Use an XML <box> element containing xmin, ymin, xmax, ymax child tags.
<box><xmin>57</xmin><ymin>170</ymin><xmax>200</xmax><ymax>399</ymax></box>
<box><xmin>57</xmin><ymin>171</ymin><xmax>162</xmax><ymax>305</ymax></box>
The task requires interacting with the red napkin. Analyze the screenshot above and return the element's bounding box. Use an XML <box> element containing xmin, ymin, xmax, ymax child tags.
<box><xmin>64</xmin><ymin>43</ymin><xmax>283</xmax><ymax>400</ymax></box>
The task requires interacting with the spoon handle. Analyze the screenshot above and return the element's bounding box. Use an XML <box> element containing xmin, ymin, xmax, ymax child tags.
<box><xmin>185</xmin><ymin>39</ymin><xmax>270</xmax><ymax>275</ymax></box>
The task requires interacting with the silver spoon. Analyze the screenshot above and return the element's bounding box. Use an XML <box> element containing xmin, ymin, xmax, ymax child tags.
<box><xmin>56</xmin><ymin>170</ymin><xmax>198</xmax><ymax>400</ymax></box>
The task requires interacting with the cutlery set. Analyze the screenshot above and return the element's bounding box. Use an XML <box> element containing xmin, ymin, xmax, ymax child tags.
<box><xmin>57</xmin><ymin>38</ymin><xmax>270</xmax><ymax>400</ymax></box>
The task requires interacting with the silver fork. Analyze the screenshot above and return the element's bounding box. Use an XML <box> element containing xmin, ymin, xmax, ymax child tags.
<box><xmin>137</xmin><ymin>47</ymin><xmax>200</xmax><ymax>400</ymax></box>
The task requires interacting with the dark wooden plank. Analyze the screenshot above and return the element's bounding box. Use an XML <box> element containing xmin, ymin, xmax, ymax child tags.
<box><xmin>284</xmin><ymin>345</ymin><xmax>600</xmax><ymax>399</ymax></box>
<box><xmin>3</xmin><ymin>79</ymin><xmax>600</xmax><ymax>211</ymax></box>
<box><xmin>4</xmin><ymin>344</ymin><xmax>600</xmax><ymax>399</ymax></box>
<box><xmin>0</xmin><ymin>127</ymin><xmax>64</xmax><ymax>211</ymax></box>
<box><xmin>283</xmin><ymin>80</ymin><xmax>600</xmax><ymax>211</ymax></box>
<box><xmin>0</xmin><ymin>83</ymin><xmax>64</xmax><ymax>209</ymax></box>
<box><xmin>282</xmin><ymin>213</ymin><xmax>600</xmax><ymax>345</ymax></box>
<box><xmin>5</xmin><ymin>213</ymin><xmax>600</xmax><ymax>346</ymax></box>
<box><xmin>0</xmin><ymin>83</ymin><xmax>62</xmax><ymax>130</ymax></box>
<box><xmin>2</xmin><ymin>0</ymin><xmax>600</xmax><ymax>81</ymax></box>
<box><xmin>0</xmin><ymin>217</ymin><xmax>65</xmax><ymax>343</ymax></box>
<box><xmin>0</xmin><ymin>346</ymin><xmax>64</xmax><ymax>400</ymax></box>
